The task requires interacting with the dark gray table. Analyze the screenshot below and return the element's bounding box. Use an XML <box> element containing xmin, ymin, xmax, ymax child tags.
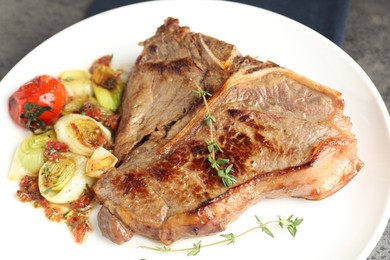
<box><xmin>1</xmin><ymin>0</ymin><xmax>389</xmax><ymax>259</ymax></box>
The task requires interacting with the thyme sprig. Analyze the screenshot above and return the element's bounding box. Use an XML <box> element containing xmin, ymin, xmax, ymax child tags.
<box><xmin>192</xmin><ymin>88</ymin><xmax>237</xmax><ymax>187</ymax></box>
<box><xmin>139</xmin><ymin>214</ymin><xmax>303</xmax><ymax>256</ymax></box>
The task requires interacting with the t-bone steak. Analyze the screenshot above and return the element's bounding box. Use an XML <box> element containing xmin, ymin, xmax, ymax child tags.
<box><xmin>93</xmin><ymin>17</ymin><xmax>364</xmax><ymax>245</ymax></box>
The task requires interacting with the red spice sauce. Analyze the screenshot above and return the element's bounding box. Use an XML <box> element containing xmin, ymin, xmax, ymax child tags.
<box><xmin>17</xmin><ymin>175</ymin><xmax>95</xmax><ymax>243</ymax></box>
<box><xmin>43</xmin><ymin>140</ymin><xmax>69</xmax><ymax>162</ymax></box>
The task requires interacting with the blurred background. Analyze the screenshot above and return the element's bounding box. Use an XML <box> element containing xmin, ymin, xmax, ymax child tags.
<box><xmin>0</xmin><ymin>0</ymin><xmax>389</xmax><ymax>259</ymax></box>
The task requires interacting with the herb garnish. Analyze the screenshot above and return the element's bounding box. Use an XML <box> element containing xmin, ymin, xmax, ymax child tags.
<box><xmin>20</xmin><ymin>102</ymin><xmax>51</xmax><ymax>132</ymax></box>
<box><xmin>139</xmin><ymin>214</ymin><xmax>303</xmax><ymax>256</ymax></box>
<box><xmin>192</xmin><ymin>88</ymin><xmax>236</xmax><ymax>187</ymax></box>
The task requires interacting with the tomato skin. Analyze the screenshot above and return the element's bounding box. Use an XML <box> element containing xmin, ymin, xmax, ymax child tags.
<box><xmin>8</xmin><ymin>75</ymin><xmax>67</xmax><ymax>131</ymax></box>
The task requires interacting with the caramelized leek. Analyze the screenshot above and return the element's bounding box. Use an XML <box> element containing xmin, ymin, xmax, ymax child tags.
<box><xmin>59</xmin><ymin>70</ymin><xmax>93</xmax><ymax>97</ymax></box>
<box><xmin>91</xmin><ymin>65</ymin><xmax>124</xmax><ymax>111</ymax></box>
<box><xmin>39</xmin><ymin>152</ymin><xmax>94</xmax><ymax>203</ymax></box>
<box><xmin>86</xmin><ymin>147</ymin><xmax>118</xmax><ymax>178</ymax></box>
<box><xmin>8</xmin><ymin>130</ymin><xmax>56</xmax><ymax>181</ymax></box>
<box><xmin>61</xmin><ymin>95</ymin><xmax>87</xmax><ymax>115</ymax></box>
<box><xmin>54</xmin><ymin>113</ymin><xmax>112</xmax><ymax>156</ymax></box>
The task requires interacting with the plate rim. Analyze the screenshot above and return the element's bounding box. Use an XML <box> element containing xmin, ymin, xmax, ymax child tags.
<box><xmin>0</xmin><ymin>1</ymin><xmax>389</xmax><ymax>259</ymax></box>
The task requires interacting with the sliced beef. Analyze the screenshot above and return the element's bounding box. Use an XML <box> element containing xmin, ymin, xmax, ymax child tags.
<box><xmin>94</xmin><ymin>17</ymin><xmax>363</xmax><ymax>245</ymax></box>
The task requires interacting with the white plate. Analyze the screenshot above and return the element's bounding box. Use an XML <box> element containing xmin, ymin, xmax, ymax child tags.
<box><xmin>1</xmin><ymin>1</ymin><xmax>389</xmax><ymax>259</ymax></box>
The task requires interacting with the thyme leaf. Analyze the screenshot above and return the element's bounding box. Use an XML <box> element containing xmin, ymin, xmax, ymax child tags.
<box><xmin>277</xmin><ymin>214</ymin><xmax>304</xmax><ymax>237</ymax></box>
<box><xmin>220</xmin><ymin>233</ymin><xmax>236</xmax><ymax>245</ymax></box>
<box><xmin>192</xmin><ymin>89</ymin><xmax>212</xmax><ymax>98</ymax></box>
<box><xmin>156</xmin><ymin>245</ymin><xmax>171</xmax><ymax>252</ymax></box>
<box><xmin>256</xmin><ymin>216</ymin><xmax>274</xmax><ymax>238</ymax></box>
<box><xmin>187</xmin><ymin>241</ymin><xmax>202</xmax><ymax>256</ymax></box>
<box><xmin>217</xmin><ymin>165</ymin><xmax>236</xmax><ymax>187</ymax></box>
<box><xmin>205</xmin><ymin>113</ymin><xmax>216</xmax><ymax>126</ymax></box>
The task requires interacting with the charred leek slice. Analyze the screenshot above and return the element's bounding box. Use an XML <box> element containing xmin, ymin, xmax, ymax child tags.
<box><xmin>54</xmin><ymin>113</ymin><xmax>112</xmax><ymax>156</ymax></box>
<box><xmin>86</xmin><ymin>146</ymin><xmax>118</xmax><ymax>178</ymax></box>
<box><xmin>91</xmin><ymin>65</ymin><xmax>124</xmax><ymax>111</ymax></box>
<box><xmin>38</xmin><ymin>152</ymin><xmax>94</xmax><ymax>203</ymax></box>
<box><xmin>59</xmin><ymin>70</ymin><xmax>93</xmax><ymax>97</ymax></box>
<box><xmin>8</xmin><ymin>130</ymin><xmax>56</xmax><ymax>181</ymax></box>
<box><xmin>61</xmin><ymin>95</ymin><xmax>87</xmax><ymax>115</ymax></box>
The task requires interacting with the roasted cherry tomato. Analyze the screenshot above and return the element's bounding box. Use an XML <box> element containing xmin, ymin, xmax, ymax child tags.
<box><xmin>8</xmin><ymin>75</ymin><xmax>68</xmax><ymax>132</ymax></box>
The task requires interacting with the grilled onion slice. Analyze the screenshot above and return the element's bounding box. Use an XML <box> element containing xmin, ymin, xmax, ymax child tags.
<box><xmin>38</xmin><ymin>152</ymin><xmax>94</xmax><ymax>203</ymax></box>
<box><xmin>54</xmin><ymin>113</ymin><xmax>112</xmax><ymax>156</ymax></box>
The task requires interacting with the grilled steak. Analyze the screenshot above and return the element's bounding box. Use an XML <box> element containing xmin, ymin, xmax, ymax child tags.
<box><xmin>93</xmin><ymin>17</ymin><xmax>363</xmax><ymax>245</ymax></box>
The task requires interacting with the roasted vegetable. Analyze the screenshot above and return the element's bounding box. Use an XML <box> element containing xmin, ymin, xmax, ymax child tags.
<box><xmin>59</xmin><ymin>69</ymin><xmax>93</xmax><ymax>97</ymax></box>
<box><xmin>8</xmin><ymin>75</ymin><xmax>68</xmax><ymax>132</ymax></box>
<box><xmin>86</xmin><ymin>146</ymin><xmax>118</xmax><ymax>178</ymax></box>
<box><xmin>38</xmin><ymin>152</ymin><xmax>94</xmax><ymax>203</ymax></box>
<box><xmin>54</xmin><ymin>113</ymin><xmax>112</xmax><ymax>156</ymax></box>
<box><xmin>8</xmin><ymin>130</ymin><xmax>56</xmax><ymax>181</ymax></box>
<box><xmin>91</xmin><ymin>65</ymin><xmax>124</xmax><ymax>111</ymax></box>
